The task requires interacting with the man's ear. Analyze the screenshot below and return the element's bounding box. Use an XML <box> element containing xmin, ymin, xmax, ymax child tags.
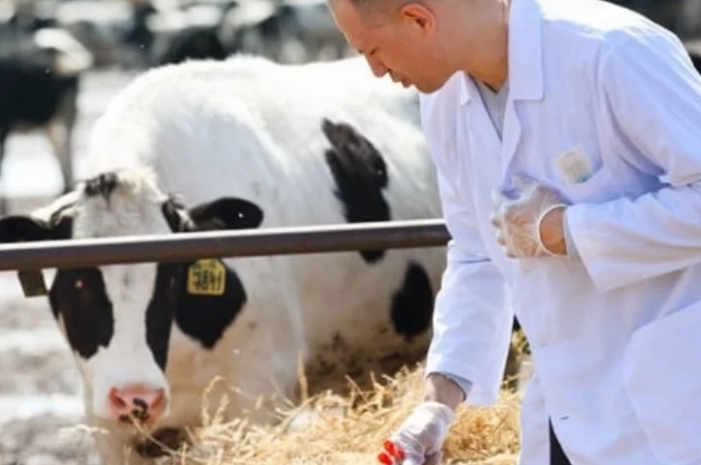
<box><xmin>399</xmin><ymin>2</ymin><xmax>436</xmax><ymax>35</ymax></box>
<box><xmin>188</xmin><ymin>198</ymin><xmax>264</xmax><ymax>231</ymax></box>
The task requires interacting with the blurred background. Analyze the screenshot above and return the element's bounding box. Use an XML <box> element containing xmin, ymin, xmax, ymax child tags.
<box><xmin>0</xmin><ymin>0</ymin><xmax>357</xmax><ymax>214</ymax></box>
<box><xmin>1</xmin><ymin>0</ymin><xmax>700</xmax><ymax>210</ymax></box>
<box><xmin>0</xmin><ymin>1</ymin><xmax>699</xmax><ymax>465</ymax></box>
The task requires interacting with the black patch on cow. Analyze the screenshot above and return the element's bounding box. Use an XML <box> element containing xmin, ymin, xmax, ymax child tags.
<box><xmin>173</xmin><ymin>260</ymin><xmax>247</xmax><ymax>349</ymax></box>
<box><xmin>0</xmin><ymin>200</ymin><xmax>74</xmax><ymax>242</ymax></box>
<box><xmin>48</xmin><ymin>268</ymin><xmax>115</xmax><ymax>359</ymax></box>
<box><xmin>161</xmin><ymin>197</ymin><xmax>264</xmax><ymax>233</ymax></box>
<box><xmin>145</xmin><ymin>263</ymin><xmax>181</xmax><ymax>370</ymax></box>
<box><xmin>0</xmin><ymin>207</ymin><xmax>74</xmax><ymax>243</ymax></box>
<box><xmin>156</xmin><ymin>196</ymin><xmax>262</xmax><ymax>350</ymax></box>
<box><xmin>84</xmin><ymin>172</ymin><xmax>119</xmax><ymax>201</ymax></box>
<box><xmin>0</xmin><ymin>202</ymin><xmax>108</xmax><ymax>360</ymax></box>
<box><xmin>321</xmin><ymin>118</ymin><xmax>390</xmax><ymax>263</ymax></box>
<box><xmin>390</xmin><ymin>262</ymin><xmax>434</xmax><ymax>341</ymax></box>
<box><xmin>189</xmin><ymin>197</ymin><xmax>264</xmax><ymax>231</ymax></box>
<box><xmin>0</xmin><ymin>216</ymin><xmax>53</xmax><ymax>242</ymax></box>
<box><xmin>0</xmin><ymin>211</ymin><xmax>74</xmax><ymax>298</ymax></box>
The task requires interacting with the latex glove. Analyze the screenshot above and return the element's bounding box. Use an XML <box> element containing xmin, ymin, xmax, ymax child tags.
<box><xmin>491</xmin><ymin>176</ymin><xmax>569</xmax><ymax>258</ymax></box>
<box><xmin>377</xmin><ymin>401</ymin><xmax>455</xmax><ymax>465</ymax></box>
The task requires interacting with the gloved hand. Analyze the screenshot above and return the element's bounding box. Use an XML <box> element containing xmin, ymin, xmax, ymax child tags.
<box><xmin>377</xmin><ymin>401</ymin><xmax>456</xmax><ymax>465</ymax></box>
<box><xmin>491</xmin><ymin>175</ymin><xmax>569</xmax><ymax>258</ymax></box>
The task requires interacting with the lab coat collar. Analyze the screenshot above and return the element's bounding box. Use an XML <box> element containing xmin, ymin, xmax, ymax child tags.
<box><xmin>459</xmin><ymin>0</ymin><xmax>544</xmax><ymax>105</ymax></box>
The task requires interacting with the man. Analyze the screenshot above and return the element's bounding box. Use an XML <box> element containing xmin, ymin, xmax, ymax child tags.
<box><xmin>328</xmin><ymin>0</ymin><xmax>701</xmax><ymax>464</ymax></box>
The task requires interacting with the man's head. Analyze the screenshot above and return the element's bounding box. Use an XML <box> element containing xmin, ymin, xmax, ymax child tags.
<box><xmin>328</xmin><ymin>0</ymin><xmax>510</xmax><ymax>93</ymax></box>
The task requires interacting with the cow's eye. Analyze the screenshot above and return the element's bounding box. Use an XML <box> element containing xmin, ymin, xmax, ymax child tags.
<box><xmin>75</xmin><ymin>279</ymin><xmax>84</xmax><ymax>290</ymax></box>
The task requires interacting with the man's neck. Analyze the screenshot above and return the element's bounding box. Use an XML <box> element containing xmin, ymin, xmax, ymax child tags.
<box><xmin>459</xmin><ymin>0</ymin><xmax>511</xmax><ymax>91</ymax></box>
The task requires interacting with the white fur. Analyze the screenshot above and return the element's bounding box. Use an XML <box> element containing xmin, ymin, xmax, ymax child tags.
<box><xmin>33</xmin><ymin>56</ymin><xmax>445</xmax><ymax>464</ymax></box>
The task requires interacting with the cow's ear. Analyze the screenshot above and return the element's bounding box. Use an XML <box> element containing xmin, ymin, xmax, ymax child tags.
<box><xmin>0</xmin><ymin>198</ymin><xmax>75</xmax><ymax>243</ymax></box>
<box><xmin>189</xmin><ymin>198</ymin><xmax>264</xmax><ymax>231</ymax></box>
<box><xmin>0</xmin><ymin>215</ymin><xmax>62</xmax><ymax>298</ymax></box>
<box><xmin>161</xmin><ymin>198</ymin><xmax>193</xmax><ymax>232</ymax></box>
<box><xmin>0</xmin><ymin>216</ymin><xmax>54</xmax><ymax>243</ymax></box>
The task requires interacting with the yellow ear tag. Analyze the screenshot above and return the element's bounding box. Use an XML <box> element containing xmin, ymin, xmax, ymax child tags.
<box><xmin>186</xmin><ymin>259</ymin><xmax>226</xmax><ymax>296</ymax></box>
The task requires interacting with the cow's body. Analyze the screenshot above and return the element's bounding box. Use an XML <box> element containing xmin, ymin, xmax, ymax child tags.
<box><xmin>0</xmin><ymin>55</ymin><xmax>454</xmax><ymax>465</ymax></box>
<box><xmin>90</xmin><ymin>56</ymin><xmax>446</xmax><ymax>431</ymax></box>
<box><xmin>85</xmin><ymin>55</ymin><xmax>443</xmax><ymax>367</ymax></box>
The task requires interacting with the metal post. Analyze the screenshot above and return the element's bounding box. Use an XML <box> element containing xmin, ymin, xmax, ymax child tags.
<box><xmin>0</xmin><ymin>219</ymin><xmax>450</xmax><ymax>271</ymax></box>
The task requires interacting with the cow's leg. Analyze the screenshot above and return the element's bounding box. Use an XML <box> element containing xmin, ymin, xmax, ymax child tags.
<box><xmin>46</xmin><ymin>87</ymin><xmax>78</xmax><ymax>194</ymax></box>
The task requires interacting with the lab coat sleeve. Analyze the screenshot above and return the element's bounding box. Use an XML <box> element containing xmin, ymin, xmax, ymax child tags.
<box><xmin>565</xmin><ymin>30</ymin><xmax>701</xmax><ymax>292</ymax></box>
<box><xmin>426</xmin><ymin>170</ymin><xmax>512</xmax><ymax>406</ymax></box>
<box><xmin>421</xmin><ymin>137</ymin><xmax>513</xmax><ymax>407</ymax></box>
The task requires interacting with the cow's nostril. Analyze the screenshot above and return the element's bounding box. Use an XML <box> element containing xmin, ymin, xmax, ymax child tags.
<box><xmin>133</xmin><ymin>397</ymin><xmax>148</xmax><ymax>410</ymax></box>
<box><xmin>109</xmin><ymin>388</ymin><xmax>128</xmax><ymax>410</ymax></box>
<box><xmin>107</xmin><ymin>386</ymin><xmax>167</xmax><ymax>424</ymax></box>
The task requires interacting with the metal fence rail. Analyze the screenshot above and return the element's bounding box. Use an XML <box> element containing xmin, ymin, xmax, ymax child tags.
<box><xmin>0</xmin><ymin>219</ymin><xmax>450</xmax><ymax>272</ymax></box>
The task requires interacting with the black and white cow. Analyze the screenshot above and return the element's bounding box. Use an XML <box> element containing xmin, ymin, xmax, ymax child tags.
<box><xmin>0</xmin><ymin>27</ymin><xmax>93</xmax><ymax>211</ymax></box>
<box><xmin>0</xmin><ymin>56</ymin><xmax>518</xmax><ymax>464</ymax></box>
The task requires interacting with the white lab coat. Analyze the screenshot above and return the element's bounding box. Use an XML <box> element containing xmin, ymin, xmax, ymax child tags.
<box><xmin>420</xmin><ymin>0</ymin><xmax>701</xmax><ymax>463</ymax></box>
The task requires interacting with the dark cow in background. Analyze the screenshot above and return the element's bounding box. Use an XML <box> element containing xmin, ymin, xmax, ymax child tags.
<box><xmin>152</xmin><ymin>26</ymin><xmax>227</xmax><ymax>65</ymax></box>
<box><xmin>0</xmin><ymin>56</ymin><xmax>522</xmax><ymax>464</ymax></box>
<box><xmin>146</xmin><ymin>1</ymin><xmax>230</xmax><ymax>66</ymax></box>
<box><xmin>139</xmin><ymin>0</ymin><xmax>352</xmax><ymax>67</ymax></box>
<box><xmin>0</xmin><ymin>27</ymin><xmax>93</xmax><ymax>212</ymax></box>
<box><xmin>684</xmin><ymin>39</ymin><xmax>701</xmax><ymax>75</ymax></box>
<box><xmin>0</xmin><ymin>0</ymin><xmax>351</xmax><ymax>70</ymax></box>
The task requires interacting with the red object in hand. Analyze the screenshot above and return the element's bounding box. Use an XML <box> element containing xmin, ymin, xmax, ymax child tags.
<box><xmin>378</xmin><ymin>451</ymin><xmax>393</xmax><ymax>465</ymax></box>
<box><xmin>379</xmin><ymin>440</ymin><xmax>406</xmax><ymax>463</ymax></box>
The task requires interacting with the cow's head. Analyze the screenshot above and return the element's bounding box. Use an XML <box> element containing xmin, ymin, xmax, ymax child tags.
<box><xmin>0</xmin><ymin>169</ymin><xmax>263</xmax><ymax>429</ymax></box>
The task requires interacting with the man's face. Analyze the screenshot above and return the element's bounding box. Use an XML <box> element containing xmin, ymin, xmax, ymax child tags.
<box><xmin>329</xmin><ymin>0</ymin><xmax>454</xmax><ymax>93</ymax></box>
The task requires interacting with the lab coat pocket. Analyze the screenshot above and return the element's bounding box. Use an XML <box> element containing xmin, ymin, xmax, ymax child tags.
<box><xmin>556</xmin><ymin>166</ymin><xmax>613</xmax><ymax>204</ymax></box>
<box><xmin>551</xmin><ymin>146</ymin><xmax>614</xmax><ymax>204</ymax></box>
<box><xmin>622</xmin><ymin>300</ymin><xmax>701</xmax><ymax>464</ymax></box>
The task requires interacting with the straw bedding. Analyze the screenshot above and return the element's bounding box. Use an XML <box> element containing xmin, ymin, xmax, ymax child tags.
<box><xmin>168</xmin><ymin>352</ymin><xmax>527</xmax><ymax>465</ymax></box>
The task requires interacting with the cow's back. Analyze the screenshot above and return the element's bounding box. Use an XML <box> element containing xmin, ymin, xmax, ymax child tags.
<box><xmin>84</xmin><ymin>56</ymin><xmax>445</xmax><ymax>388</ymax></box>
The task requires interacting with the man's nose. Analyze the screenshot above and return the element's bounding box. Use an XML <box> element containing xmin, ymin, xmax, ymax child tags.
<box><xmin>365</xmin><ymin>56</ymin><xmax>389</xmax><ymax>77</ymax></box>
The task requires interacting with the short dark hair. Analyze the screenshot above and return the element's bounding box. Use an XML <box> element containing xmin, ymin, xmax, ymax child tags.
<box><xmin>329</xmin><ymin>0</ymin><xmax>404</xmax><ymax>18</ymax></box>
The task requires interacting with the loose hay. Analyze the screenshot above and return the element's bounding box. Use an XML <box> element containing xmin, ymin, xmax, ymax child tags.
<box><xmin>174</xmin><ymin>363</ymin><xmax>523</xmax><ymax>465</ymax></box>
